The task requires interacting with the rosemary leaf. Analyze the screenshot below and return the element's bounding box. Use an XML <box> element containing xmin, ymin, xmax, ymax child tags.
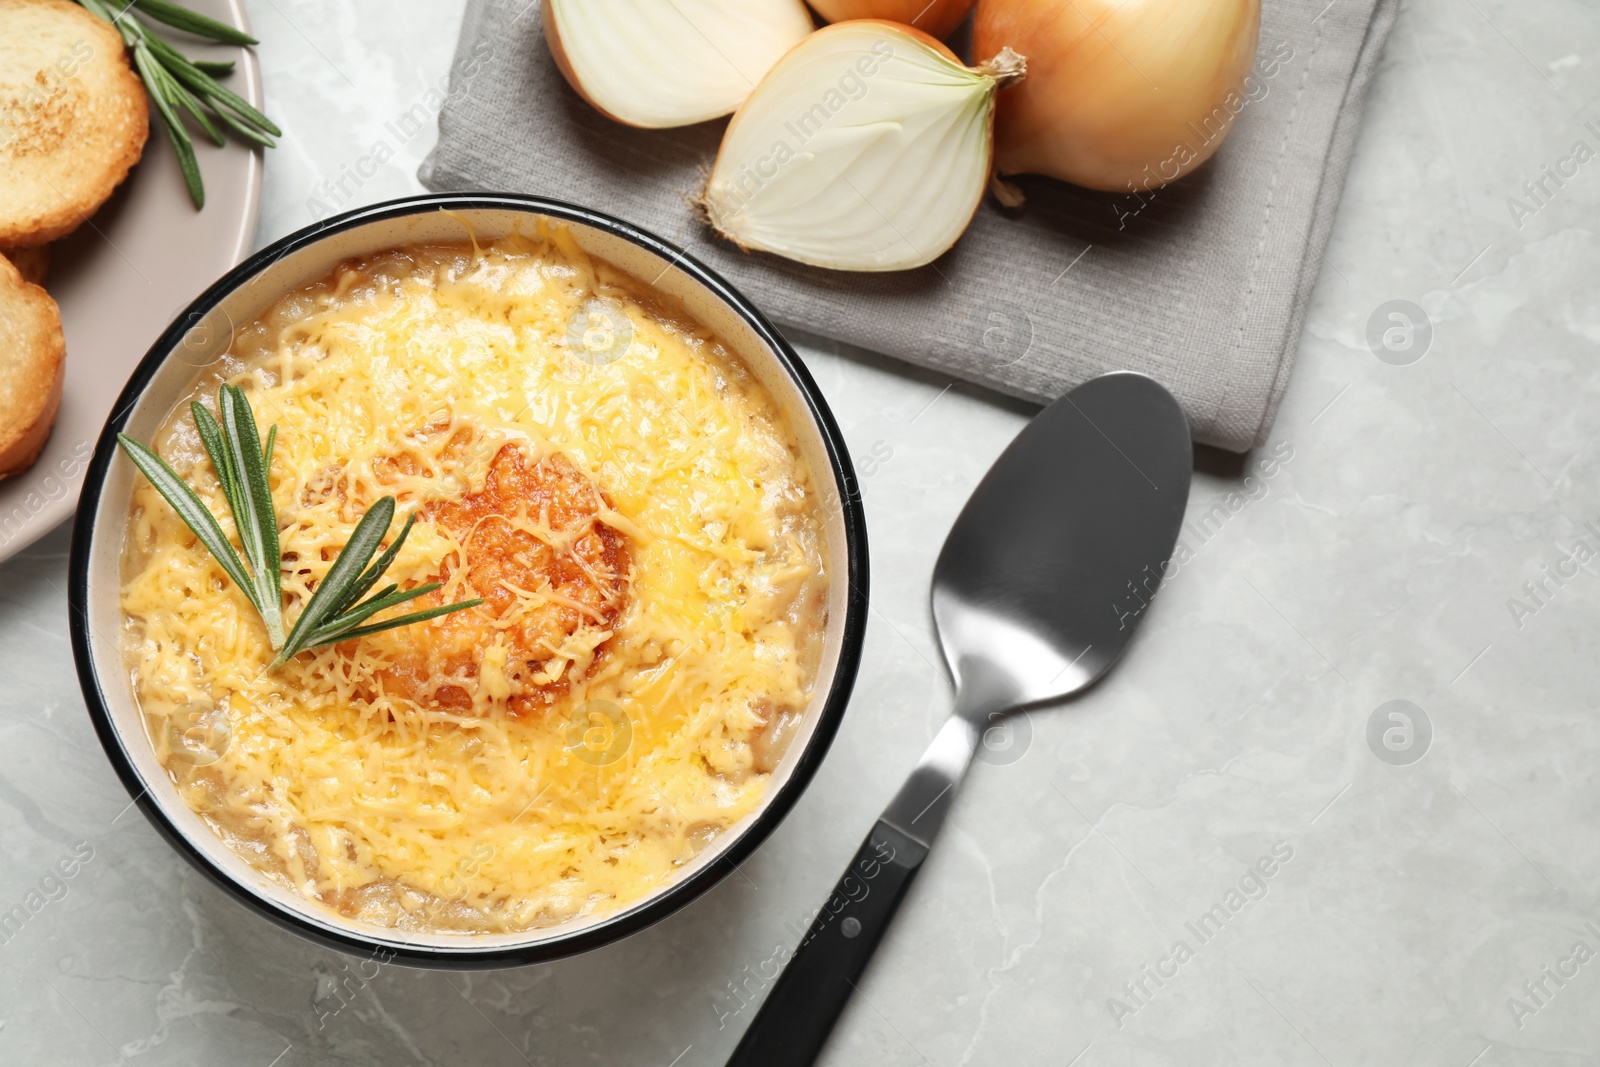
<box><xmin>308</xmin><ymin>584</ymin><xmax>441</xmax><ymax>645</ymax></box>
<box><xmin>117</xmin><ymin>435</ymin><xmax>257</xmax><ymax>603</ymax></box>
<box><xmin>212</xmin><ymin>106</ymin><xmax>278</xmax><ymax>150</ymax></box>
<box><xmin>190</xmin><ymin>400</ymin><xmax>241</xmax><ymax>518</ymax></box>
<box><xmin>214</xmin><ymin>390</ymin><xmax>263</xmax><ymax>595</ymax></box>
<box><xmin>132</xmin><ymin>44</ymin><xmax>205</xmax><ymax>207</ymax></box>
<box><xmin>131</xmin><ymin>0</ymin><xmax>258</xmax><ymax>46</ymax></box>
<box><xmin>220</xmin><ymin>385</ymin><xmax>284</xmax><ymax>647</ymax></box>
<box><xmin>276</xmin><ymin>497</ymin><xmax>399</xmax><ymax>663</ymax></box>
<box><xmin>330</xmin><ymin>512</ymin><xmax>418</xmax><ymax>618</ymax></box>
<box><xmin>338</xmin><ymin>584</ymin><xmax>403</xmax><ymax>623</ymax></box>
<box><xmin>305</xmin><ymin>599</ymin><xmax>488</xmax><ymax>652</ymax></box>
<box><xmin>154</xmin><ymin>57</ymin><xmax>225</xmax><ymax>147</ymax></box>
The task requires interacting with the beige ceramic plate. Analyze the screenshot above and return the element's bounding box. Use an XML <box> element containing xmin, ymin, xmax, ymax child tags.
<box><xmin>0</xmin><ymin>0</ymin><xmax>262</xmax><ymax>562</ymax></box>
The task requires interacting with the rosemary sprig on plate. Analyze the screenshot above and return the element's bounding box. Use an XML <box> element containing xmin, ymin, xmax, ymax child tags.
<box><xmin>76</xmin><ymin>0</ymin><xmax>281</xmax><ymax>208</ymax></box>
<box><xmin>118</xmin><ymin>384</ymin><xmax>482</xmax><ymax>672</ymax></box>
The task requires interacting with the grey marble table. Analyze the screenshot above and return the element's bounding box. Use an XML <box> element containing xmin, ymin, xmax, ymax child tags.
<box><xmin>3</xmin><ymin>2</ymin><xmax>1599</xmax><ymax>1064</ymax></box>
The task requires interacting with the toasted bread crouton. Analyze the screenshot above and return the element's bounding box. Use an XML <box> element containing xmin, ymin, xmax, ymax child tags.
<box><xmin>0</xmin><ymin>0</ymin><xmax>149</xmax><ymax>247</ymax></box>
<box><xmin>1</xmin><ymin>242</ymin><xmax>49</xmax><ymax>286</ymax></box>
<box><xmin>0</xmin><ymin>251</ymin><xmax>66</xmax><ymax>477</ymax></box>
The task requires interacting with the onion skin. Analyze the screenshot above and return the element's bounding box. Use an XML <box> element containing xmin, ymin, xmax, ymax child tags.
<box><xmin>809</xmin><ymin>0</ymin><xmax>976</xmax><ymax>40</ymax></box>
<box><xmin>975</xmin><ymin>0</ymin><xmax>1261</xmax><ymax>193</ymax></box>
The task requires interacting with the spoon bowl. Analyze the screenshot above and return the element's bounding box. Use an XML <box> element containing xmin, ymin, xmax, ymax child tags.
<box><xmin>934</xmin><ymin>371</ymin><xmax>1194</xmax><ymax>714</ymax></box>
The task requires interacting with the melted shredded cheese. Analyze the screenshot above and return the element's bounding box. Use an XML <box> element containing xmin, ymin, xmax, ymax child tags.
<box><xmin>119</xmin><ymin>226</ymin><xmax>829</xmax><ymax>933</ymax></box>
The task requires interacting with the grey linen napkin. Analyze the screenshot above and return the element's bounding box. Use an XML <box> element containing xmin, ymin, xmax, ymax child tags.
<box><xmin>420</xmin><ymin>0</ymin><xmax>1398</xmax><ymax>451</ymax></box>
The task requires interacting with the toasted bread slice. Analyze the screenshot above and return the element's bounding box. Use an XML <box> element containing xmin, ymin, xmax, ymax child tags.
<box><xmin>0</xmin><ymin>251</ymin><xmax>66</xmax><ymax>477</ymax></box>
<box><xmin>0</xmin><ymin>0</ymin><xmax>149</xmax><ymax>246</ymax></box>
<box><xmin>2</xmin><ymin>242</ymin><xmax>49</xmax><ymax>286</ymax></box>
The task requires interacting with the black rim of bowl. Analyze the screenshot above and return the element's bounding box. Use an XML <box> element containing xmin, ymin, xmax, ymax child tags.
<box><xmin>67</xmin><ymin>193</ymin><xmax>869</xmax><ymax>967</ymax></box>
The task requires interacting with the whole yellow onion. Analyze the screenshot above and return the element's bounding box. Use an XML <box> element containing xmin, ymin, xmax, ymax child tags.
<box><xmin>809</xmin><ymin>0</ymin><xmax>976</xmax><ymax>40</ymax></box>
<box><xmin>975</xmin><ymin>0</ymin><xmax>1262</xmax><ymax>193</ymax></box>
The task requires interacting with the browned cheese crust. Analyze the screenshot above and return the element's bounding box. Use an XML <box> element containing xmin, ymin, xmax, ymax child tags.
<box><xmin>359</xmin><ymin>443</ymin><xmax>631</xmax><ymax>715</ymax></box>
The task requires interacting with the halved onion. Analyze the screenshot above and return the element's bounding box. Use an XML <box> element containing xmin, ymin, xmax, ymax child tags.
<box><xmin>975</xmin><ymin>0</ymin><xmax>1261</xmax><ymax>192</ymax></box>
<box><xmin>701</xmin><ymin>21</ymin><xmax>1024</xmax><ymax>272</ymax></box>
<box><xmin>543</xmin><ymin>0</ymin><xmax>815</xmax><ymax>129</ymax></box>
<box><xmin>808</xmin><ymin>0</ymin><xmax>976</xmax><ymax>40</ymax></box>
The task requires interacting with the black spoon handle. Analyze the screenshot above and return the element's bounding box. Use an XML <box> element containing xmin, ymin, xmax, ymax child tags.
<box><xmin>726</xmin><ymin>819</ymin><xmax>929</xmax><ymax>1067</ymax></box>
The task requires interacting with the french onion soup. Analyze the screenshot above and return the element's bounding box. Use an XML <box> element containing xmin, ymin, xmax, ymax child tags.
<box><xmin>118</xmin><ymin>226</ymin><xmax>829</xmax><ymax>933</ymax></box>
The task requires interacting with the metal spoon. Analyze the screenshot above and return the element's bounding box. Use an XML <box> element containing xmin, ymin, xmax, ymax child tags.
<box><xmin>727</xmin><ymin>371</ymin><xmax>1193</xmax><ymax>1066</ymax></box>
